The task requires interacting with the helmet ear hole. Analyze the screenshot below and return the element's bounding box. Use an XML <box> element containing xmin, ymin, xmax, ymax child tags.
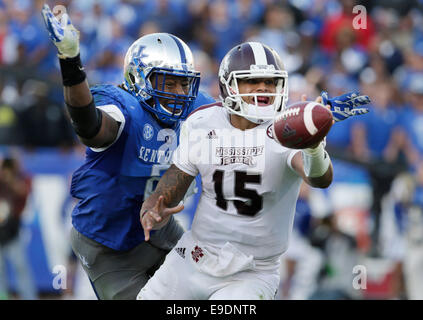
<box><xmin>129</xmin><ymin>73</ymin><xmax>136</xmax><ymax>84</ymax></box>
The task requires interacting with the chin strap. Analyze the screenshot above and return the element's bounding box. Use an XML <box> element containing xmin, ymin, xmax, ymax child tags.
<box><xmin>241</xmin><ymin>101</ymin><xmax>275</xmax><ymax>124</ymax></box>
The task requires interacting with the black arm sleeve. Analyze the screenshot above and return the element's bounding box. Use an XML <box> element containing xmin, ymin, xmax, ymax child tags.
<box><xmin>66</xmin><ymin>99</ymin><xmax>103</xmax><ymax>139</ymax></box>
<box><xmin>59</xmin><ymin>54</ymin><xmax>86</xmax><ymax>87</ymax></box>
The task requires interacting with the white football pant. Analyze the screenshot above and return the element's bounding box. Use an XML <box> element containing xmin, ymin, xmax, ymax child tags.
<box><xmin>137</xmin><ymin>232</ymin><xmax>279</xmax><ymax>300</ymax></box>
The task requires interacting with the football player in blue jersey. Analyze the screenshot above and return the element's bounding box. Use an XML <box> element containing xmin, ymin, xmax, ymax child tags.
<box><xmin>41</xmin><ymin>4</ymin><xmax>214</xmax><ymax>299</ymax></box>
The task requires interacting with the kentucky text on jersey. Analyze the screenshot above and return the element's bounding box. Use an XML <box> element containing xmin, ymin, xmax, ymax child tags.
<box><xmin>138</xmin><ymin>146</ymin><xmax>174</xmax><ymax>164</ymax></box>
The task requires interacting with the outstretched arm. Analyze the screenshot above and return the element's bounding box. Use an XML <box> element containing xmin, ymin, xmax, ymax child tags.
<box><xmin>42</xmin><ymin>4</ymin><xmax>118</xmax><ymax>148</ymax></box>
<box><xmin>141</xmin><ymin>165</ymin><xmax>195</xmax><ymax>240</ymax></box>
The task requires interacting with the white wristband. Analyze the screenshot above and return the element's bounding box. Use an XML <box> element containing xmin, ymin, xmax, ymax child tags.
<box><xmin>302</xmin><ymin>141</ymin><xmax>330</xmax><ymax>178</ymax></box>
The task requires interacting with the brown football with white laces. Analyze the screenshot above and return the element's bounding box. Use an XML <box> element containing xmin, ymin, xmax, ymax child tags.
<box><xmin>272</xmin><ymin>101</ymin><xmax>333</xmax><ymax>149</ymax></box>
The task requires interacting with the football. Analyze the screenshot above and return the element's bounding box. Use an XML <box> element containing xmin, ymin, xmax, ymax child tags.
<box><xmin>272</xmin><ymin>101</ymin><xmax>333</xmax><ymax>149</ymax></box>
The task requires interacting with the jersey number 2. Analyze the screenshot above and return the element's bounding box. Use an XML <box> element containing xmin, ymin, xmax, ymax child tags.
<box><xmin>212</xmin><ymin>170</ymin><xmax>262</xmax><ymax>216</ymax></box>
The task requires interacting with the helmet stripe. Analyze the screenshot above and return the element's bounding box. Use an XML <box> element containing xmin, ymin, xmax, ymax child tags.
<box><xmin>264</xmin><ymin>47</ymin><xmax>277</xmax><ymax>67</ymax></box>
<box><xmin>248</xmin><ymin>42</ymin><xmax>268</xmax><ymax>65</ymax></box>
<box><xmin>169</xmin><ymin>34</ymin><xmax>187</xmax><ymax>71</ymax></box>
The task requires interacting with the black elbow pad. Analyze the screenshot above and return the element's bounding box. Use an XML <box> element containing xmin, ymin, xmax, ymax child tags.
<box><xmin>66</xmin><ymin>100</ymin><xmax>103</xmax><ymax>139</ymax></box>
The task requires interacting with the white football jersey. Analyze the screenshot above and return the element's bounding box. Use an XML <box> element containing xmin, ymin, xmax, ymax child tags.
<box><xmin>173</xmin><ymin>103</ymin><xmax>302</xmax><ymax>261</ymax></box>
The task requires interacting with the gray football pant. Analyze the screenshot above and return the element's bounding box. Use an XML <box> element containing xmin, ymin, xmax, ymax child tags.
<box><xmin>70</xmin><ymin>216</ymin><xmax>184</xmax><ymax>300</ymax></box>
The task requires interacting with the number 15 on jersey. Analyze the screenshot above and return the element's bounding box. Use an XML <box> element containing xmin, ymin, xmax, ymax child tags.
<box><xmin>213</xmin><ymin>170</ymin><xmax>263</xmax><ymax>217</ymax></box>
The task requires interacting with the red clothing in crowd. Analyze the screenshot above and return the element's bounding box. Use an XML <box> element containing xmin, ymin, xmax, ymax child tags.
<box><xmin>320</xmin><ymin>12</ymin><xmax>376</xmax><ymax>53</ymax></box>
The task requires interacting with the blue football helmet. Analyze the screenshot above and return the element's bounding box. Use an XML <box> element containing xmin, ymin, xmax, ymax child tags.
<box><xmin>123</xmin><ymin>33</ymin><xmax>200</xmax><ymax>126</ymax></box>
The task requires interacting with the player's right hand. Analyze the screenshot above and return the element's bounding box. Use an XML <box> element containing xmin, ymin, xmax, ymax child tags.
<box><xmin>141</xmin><ymin>196</ymin><xmax>184</xmax><ymax>241</ymax></box>
<box><xmin>41</xmin><ymin>4</ymin><xmax>80</xmax><ymax>58</ymax></box>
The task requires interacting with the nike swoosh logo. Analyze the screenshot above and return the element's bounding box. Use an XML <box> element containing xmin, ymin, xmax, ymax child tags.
<box><xmin>78</xmin><ymin>66</ymin><xmax>85</xmax><ymax>71</ymax></box>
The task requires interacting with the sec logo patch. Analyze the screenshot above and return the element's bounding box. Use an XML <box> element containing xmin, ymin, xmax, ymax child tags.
<box><xmin>143</xmin><ymin>123</ymin><xmax>154</xmax><ymax>141</ymax></box>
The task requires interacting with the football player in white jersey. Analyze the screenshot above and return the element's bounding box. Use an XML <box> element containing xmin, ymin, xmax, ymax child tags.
<box><xmin>136</xmin><ymin>42</ymin><xmax>339</xmax><ymax>300</ymax></box>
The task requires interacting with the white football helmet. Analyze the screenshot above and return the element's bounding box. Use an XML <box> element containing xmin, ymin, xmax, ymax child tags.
<box><xmin>219</xmin><ymin>42</ymin><xmax>288</xmax><ymax>124</ymax></box>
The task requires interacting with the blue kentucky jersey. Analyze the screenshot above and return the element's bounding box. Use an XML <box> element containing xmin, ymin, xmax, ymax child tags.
<box><xmin>70</xmin><ymin>84</ymin><xmax>214</xmax><ymax>250</ymax></box>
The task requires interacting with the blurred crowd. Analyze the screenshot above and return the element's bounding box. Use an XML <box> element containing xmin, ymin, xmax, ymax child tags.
<box><xmin>1</xmin><ymin>0</ymin><xmax>423</xmax><ymax>299</ymax></box>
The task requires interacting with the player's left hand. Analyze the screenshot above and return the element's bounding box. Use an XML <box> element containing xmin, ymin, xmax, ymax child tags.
<box><xmin>321</xmin><ymin>90</ymin><xmax>370</xmax><ymax>122</ymax></box>
<box><xmin>141</xmin><ymin>196</ymin><xmax>184</xmax><ymax>241</ymax></box>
